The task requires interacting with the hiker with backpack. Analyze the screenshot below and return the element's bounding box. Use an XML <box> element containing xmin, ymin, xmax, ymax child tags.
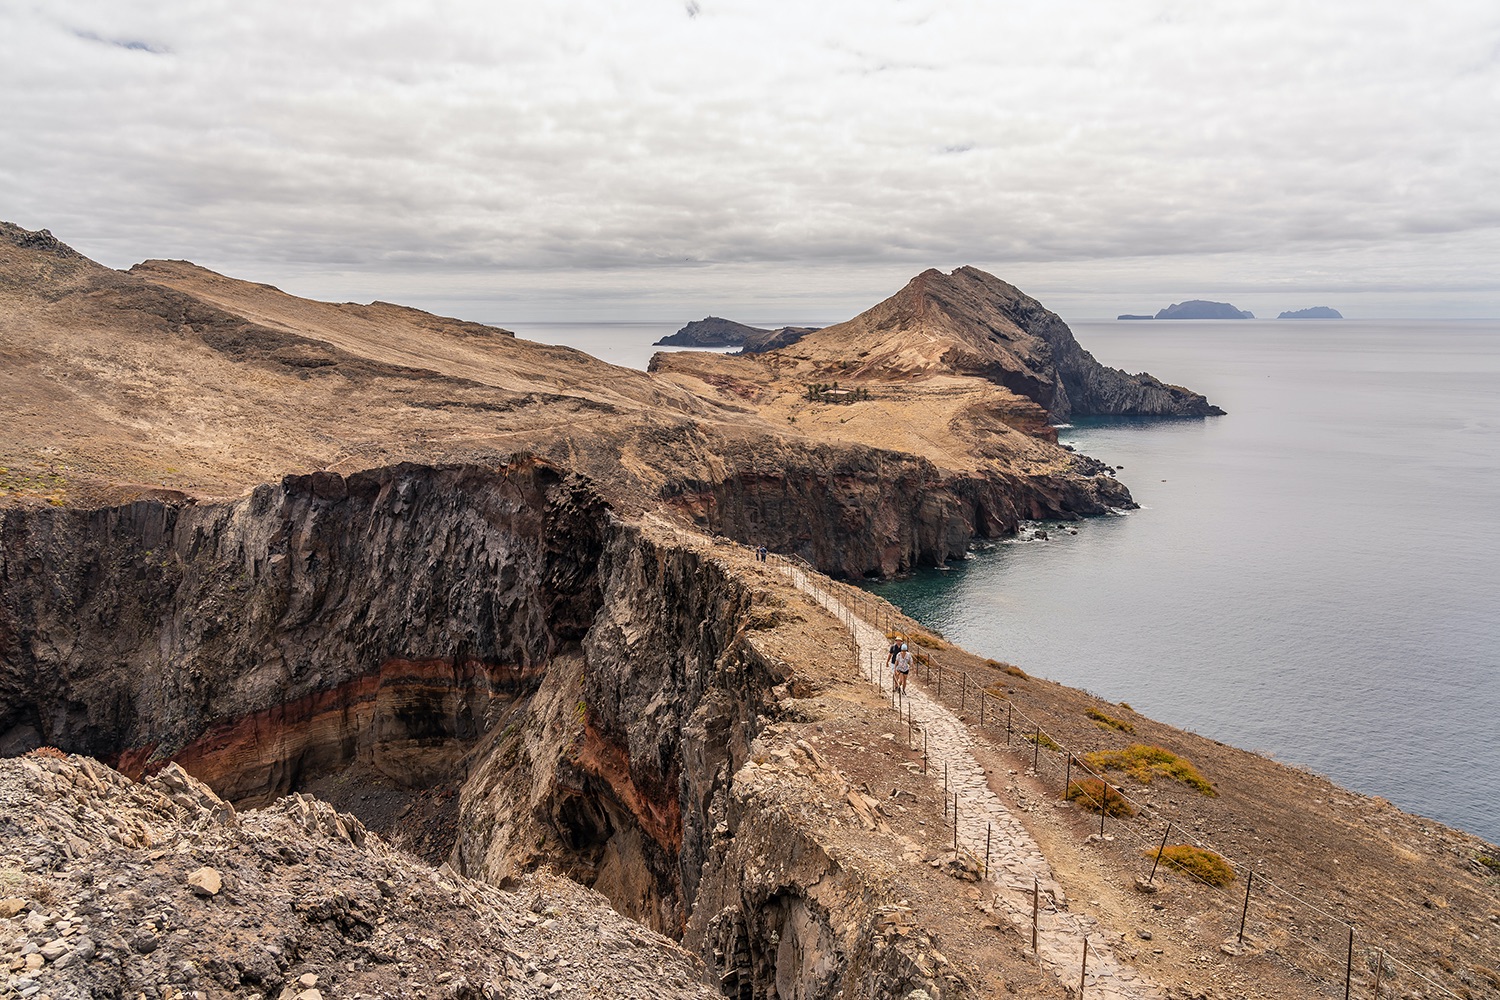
<box><xmin>893</xmin><ymin>643</ymin><xmax>913</xmax><ymax>695</ymax></box>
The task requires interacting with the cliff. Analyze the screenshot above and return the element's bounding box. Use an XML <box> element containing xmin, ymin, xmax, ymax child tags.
<box><xmin>16</xmin><ymin>225</ymin><xmax>1496</xmax><ymax>997</ymax></box>
<box><xmin>4</xmin><ymin>481</ymin><xmax>1496</xmax><ymax>999</ymax></box>
<box><xmin>1154</xmin><ymin>300</ymin><xmax>1254</xmax><ymax>319</ymax></box>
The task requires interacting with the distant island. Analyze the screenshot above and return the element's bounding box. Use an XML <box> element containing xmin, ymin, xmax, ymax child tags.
<box><xmin>1116</xmin><ymin>314</ymin><xmax>1154</xmax><ymax>320</ymax></box>
<box><xmin>655</xmin><ymin>316</ymin><xmax>819</xmax><ymax>354</ymax></box>
<box><xmin>1278</xmin><ymin>307</ymin><xmax>1343</xmax><ymax>319</ymax></box>
<box><xmin>1155</xmin><ymin>300</ymin><xmax>1254</xmax><ymax>320</ymax></box>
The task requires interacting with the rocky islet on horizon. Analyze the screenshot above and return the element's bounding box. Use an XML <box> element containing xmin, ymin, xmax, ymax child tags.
<box><xmin>1153</xmin><ymin>300</ymin><xmax>1254</xmax><ymax>319</ymax></box>
<box><xmin>2</xmin><ymin>222</ymin><xmax>1494</xmax><ymax>999</ymax></box>
<box><xmin>1278</xmin><ymin>306</ymin><xmax>1343</xmax><ymax>319</ymax></box>
<box><xmin>1117</xmin><ymin>303</ymin><xmax>1344</xmax><ymax>319</ymax></box>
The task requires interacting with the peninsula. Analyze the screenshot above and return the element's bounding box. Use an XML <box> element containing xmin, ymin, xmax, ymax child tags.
<box><xmin>2</xmin><ymin>224</ymin><xmax>1493</xmax><ymax>1000</ymax></box>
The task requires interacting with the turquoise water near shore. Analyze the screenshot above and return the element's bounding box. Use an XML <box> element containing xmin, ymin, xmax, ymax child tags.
<box><xmin>511</xmin><ymin>317</ymin><xmax>1500</xmax><ymax>844</ymax></box>
<box><xmin>863</xmin><ymin>319</ymin><xmax>1500</xmax><ymax>845</ymax></box>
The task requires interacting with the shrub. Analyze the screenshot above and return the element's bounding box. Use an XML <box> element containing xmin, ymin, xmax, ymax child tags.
<box><xmin>1002</xmin><ymin>664</ymin><xmax>1028</xmax><ymax>679</ymax></box>
<box><xmin>1024</xmin><ymin>731</ymin><xmax>1060</xmax><ymax>752</ymax></box>
<box><xmin>984</xmin><ymin>683</ymin><xmax>1009</xmax><ymax>700</ymax></box>
<box><xmin>1477</xmin><ymin>855</ymin><xmax>1500</xmax><ymax>875</ymax></box>
<box><xmin>1066</xmin><ymin>779</ymin><xmax>1136</xmax><ymax>817</ymax></box>
<box><xmin>1086</xmin><ymin>708</ymin><xmax>1135</xmax><ymax>733</ymax></box>
<box><xmin>1083</xmin><ymin>744</ymin><xmax>1216</xmax><ymax>796</ymax></box>
<box><xmin>1144</xmin><ymin>845</ymin><xmax>1236</xmax><ymax>887</ymax></box>
<box><xmin>910</xmin><ymin>633</ymin><xmax>945</xmax><ymax>649</ymax></box>
<box><xmin>24</xmin><ymin>747</ymin><xmax>66</xmax><ymax>760</ymax></box>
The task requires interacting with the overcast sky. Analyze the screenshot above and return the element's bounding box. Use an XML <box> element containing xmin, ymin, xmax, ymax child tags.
<box><xmin>3</xmin><ymin>1</ymin><xmax>1498</xmax><ymax>322</ymax></box>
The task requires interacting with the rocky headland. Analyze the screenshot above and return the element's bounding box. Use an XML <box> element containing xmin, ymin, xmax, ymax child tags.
<box><xmin>3</xmin><ymin>224</ymin><xmax>1496</xmax><ymax>1000</ymax></box>
<box><xmin>653</xmin><ymin>267</ymin><xmax>1225</xmax><ymax>422</ymax></box>
<box><xmin>655</xmin><ymin>316</ymin><xmax>764</xmax><ymax>348</ymax></box>
<box><xmin>654</xmin><ymin>317</ymin><xmax>819</xmax><ymax>354</ymax></box>
<box><xmin>1154</xmin><ymin>301</ymin><xmax>1253</xmax><ymax>320</ymax></box>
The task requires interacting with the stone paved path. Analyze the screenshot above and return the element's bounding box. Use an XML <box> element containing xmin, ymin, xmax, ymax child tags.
<box><xmin>781</xmin><ymin>562</ymin><xmax>1166</xmax><ymax>1000</ymax></box>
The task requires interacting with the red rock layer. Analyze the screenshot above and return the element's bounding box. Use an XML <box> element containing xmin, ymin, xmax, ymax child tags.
<box><xmin>113</xmin><ymin>655</ymin><xmax>542</xmax><ymax>806</ymax></box>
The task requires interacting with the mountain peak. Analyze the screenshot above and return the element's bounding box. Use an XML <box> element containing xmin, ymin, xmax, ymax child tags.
<box><xmin>769</xmin><ymin>265</ymin><xmax>1223</xmax><ymax>420</ymax></box>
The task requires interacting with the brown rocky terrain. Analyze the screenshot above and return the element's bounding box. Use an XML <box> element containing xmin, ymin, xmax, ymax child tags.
<box><xmin>0</xmin><ymin>225</ymin><xmax>1137</xmax><ymax>577</ymax></box>
<box><xmin>1</xmin><ymin>752</ymin><xmax>718</xmax><ymax>999</ymax></box>
<box><xmin>649</xmin><ymin>267</ymin><xmax>1223</xmax><ymax>421</ymax></box>
<box><xmin>3</xmin><ymin>221</ymin><xmax>1495</xmax><ymax>1000</ymax></box>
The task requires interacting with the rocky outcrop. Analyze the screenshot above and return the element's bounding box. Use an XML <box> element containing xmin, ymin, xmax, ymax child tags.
<box><xmin>655</xmin><ymin>317</ymin><xmax>817</xmax><ymax>352</ymax></box>
<box><xmin>453</xmin><ymin>526</ymin><xmax>785</xmax><ymax>934</ymax></box>
<box><xmin>1154</xmin><ymin>300</ymin><xmax>1253</xmax><ymax>319</ymax></box>
<box><xmin>1278</xmin><ymin>306</ymin><xmax>1342</xmax><ymax>319</ymax></box>
<box><xmin>0</xmin><ymin>752</ymin><xmax>717</xmax><ymax>999</ymax></box>
<box><xmin>656</xmin><ymin>316</ymin><xmax>769</xmax><ymax>347</ymax></box>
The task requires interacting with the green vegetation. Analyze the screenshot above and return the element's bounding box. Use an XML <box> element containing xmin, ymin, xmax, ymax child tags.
<box><xmin>983</xmin><ymin>659</ymin><xmax>1028</xmax><ymax>680</ymax></box>
<box><xmin>1024</xmin><ymin>731</ymin><xmax>1060</xmax><ymax>752</ymax></box>
<box><xmin>1066</xmin><ymin>778</ymin><xmax>1136</xmax><ymax>817</ymax></box>
<box><xmin>0</xmin><ymin>468</ymin><xmax>69</xmax><ymax>504</ymax></box>
<box><xmin>804</xmin><ymin>382</ymin><xmax>871</xmax><ymax>403</ymax></box>
<box><xmin>1086</xmin><ymin>708</ymin><xmax>1135</xmax><ymax>733</ymax></box>
<box><xmin>1144</xmin><ymin>844</ymin><xmax>1236</xmax><ymax>886</ymax></box>
<box><xmin>1477</xmin><ymin>855</ymin><xmax>1500</xmax><ymax>875</ymax></box>
<box><xmin>1083</xmin><ymin>744</ymin><xmax>1216</xmax><ymax>796</ymax></box>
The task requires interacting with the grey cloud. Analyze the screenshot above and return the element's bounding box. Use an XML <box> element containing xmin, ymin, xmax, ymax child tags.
<box><xmin>1</xmin><ymin>0</ymin><xmax>1496</xmax><ymax>319</ymax></box>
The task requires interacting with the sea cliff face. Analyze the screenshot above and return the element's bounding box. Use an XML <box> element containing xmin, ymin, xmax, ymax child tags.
<box><xmin>0</xmin><ymin>461</ymin><xmax>605</xmax><ymax>796</ymax></box>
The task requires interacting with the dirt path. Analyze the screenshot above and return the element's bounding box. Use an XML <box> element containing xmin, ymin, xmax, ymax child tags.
<box><xmin>781</xmin><ymin>562</ymin><xmax>1167</xmax><ymax>1000</ymax></box>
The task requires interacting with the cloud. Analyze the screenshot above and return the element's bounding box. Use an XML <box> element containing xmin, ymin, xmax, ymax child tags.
<box><xmin>1</xmin><ymin>0</ymin><xmax>1497</xmax><ymax>318</ymax></box>
<box><xmin>72</xmin><ymin>30</ymin><xmax>169</xmax><ymax>54</ymax></box>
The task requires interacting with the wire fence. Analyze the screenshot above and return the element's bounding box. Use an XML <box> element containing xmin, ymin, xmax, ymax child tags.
<box><xmin>760</xmin><ymin>552</ymin><xmax>1480</xmax><ymax>1000</ymax></box>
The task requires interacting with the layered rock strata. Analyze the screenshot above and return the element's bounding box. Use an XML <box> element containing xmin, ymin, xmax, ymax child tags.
<box><xmin>0</xmin><ymin>460</ymin><xmax>604</xmax><ymax>800</ymax></box>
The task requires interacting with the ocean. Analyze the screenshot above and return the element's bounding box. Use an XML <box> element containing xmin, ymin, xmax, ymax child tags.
<box><xmin>510</xmin><ymin>318</ymin><xmax>1500</xmax><ymax>845</ymax></box>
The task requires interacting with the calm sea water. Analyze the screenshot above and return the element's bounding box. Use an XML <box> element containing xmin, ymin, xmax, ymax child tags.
<box><xmin>503</xmin><ymin>321</ymin><xmax>757</xmax><ymax>370</ymax></box>
<box><xmin>511</xmin><ymin>318</ymin><xmax>1500</xmax><ymax>844</ymax></box>
<box><xmin>865</xmin><ymin>319</ymin><xmax>1500</xmax><ymax>845</ymax></box>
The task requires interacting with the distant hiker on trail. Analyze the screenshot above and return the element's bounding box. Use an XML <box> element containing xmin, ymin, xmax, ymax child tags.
<box><xmin>756</xmin><ymin>544</ymin><xmax>768</xmax><ymax>562</ymax></box>
<box><xmin>887</xmin><ymin>635</ymin><xmax>905</xmax><ymax>669</ymax></box>
<box><xmin>893</xmin><ymin>643</ymin><xmax>913</xmax><ymax>695</ymax></box>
